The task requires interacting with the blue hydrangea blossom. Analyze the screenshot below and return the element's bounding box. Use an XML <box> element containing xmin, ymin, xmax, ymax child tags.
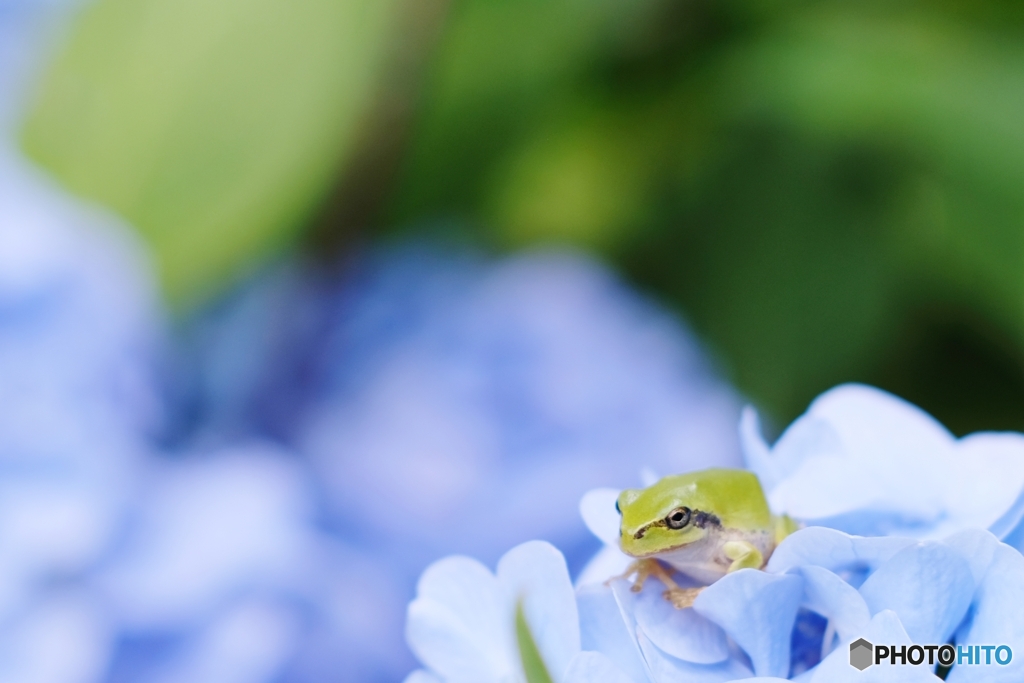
<box><xmin>404</xmin><ymin>540</ymin><xmax>633</xmax><ymax>683</ymax></box>
<box><xmin>741</xmin><ymin>384</ymin><xmax>1024</xmax><ymax>539</ymax></box>
<box><xmin>407</xmin><ymin>385</ymin><xmax>1024</xmax><ymax>683</ymax></box>
<box><xmin>0</xmin><ymin>147</ymin><xmax>161</xmax><ymax>683</ymax></box>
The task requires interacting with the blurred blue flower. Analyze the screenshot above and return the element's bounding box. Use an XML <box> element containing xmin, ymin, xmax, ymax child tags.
<box><xmin>296</xmin><ymin>248</ymin><xmax>744</xmax><ymax>567</ymax></box>
<box><xmin>0</xmin><ymin>141</ymin><xmax>161</xmax><ymax>682</ymax></box>
<box><xmin>175</xmin><ymin>246</ymin><xmax>745</xmax><ymax>679</ymax></box>
<box><xmin>1</xmin><ymin>19</ymin><xmax>746</xmax><ymax>669</ymax></box>
<box><xmin>93</xmin><ymin>444</ymin><xmax>410</xmax><ymax>683</ymax></box>
<box><xmin>1</xmin><ymin>87</ymin><xmax>746</xmax><ymax>680</ymax></box>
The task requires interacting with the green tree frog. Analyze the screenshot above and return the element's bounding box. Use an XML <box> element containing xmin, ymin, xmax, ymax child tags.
<box><xmin>615</xmin><ymin>467</ymin><xmax>798</xmax><ymax>609</ymax></box>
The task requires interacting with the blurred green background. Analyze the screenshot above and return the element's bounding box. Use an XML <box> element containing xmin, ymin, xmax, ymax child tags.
<box><xmin>21</xmin><ymin>0</ymin><xmax>1024</xmax><ymax>434</ymax></box>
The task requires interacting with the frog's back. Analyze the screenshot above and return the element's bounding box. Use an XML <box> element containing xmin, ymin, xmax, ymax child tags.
<box><xmin>650</xmin><ymin>468</ymin><xmax>772</xmax><ymax>532</ymax></box>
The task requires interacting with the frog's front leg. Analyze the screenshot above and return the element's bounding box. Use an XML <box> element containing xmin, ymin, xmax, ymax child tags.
<box><xmin>723</xmin><ymin>540</ymin><xmax>764</xmax><ymax>572</ymax></box>
<box><xmin>606</xmin><ymin>558</ymin><xmax>665</xmax><ymax>592</ymax></box>
<box><xmin>613</xmin><ymin>559</ymin><xmax>704</xmax><ymax>609</ymax></box>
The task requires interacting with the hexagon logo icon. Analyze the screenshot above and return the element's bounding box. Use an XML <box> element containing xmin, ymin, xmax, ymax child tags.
<box><xmin>850</xmin><ymin>638</ymin><xmax>874</xmax><ymax>670</ymax></box>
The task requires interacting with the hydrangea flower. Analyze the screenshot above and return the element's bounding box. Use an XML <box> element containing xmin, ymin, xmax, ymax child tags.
<box><xmin>574</xmin><ymin>526</ymin><xmax>1024</xmax><ymax>683</ymax></box>
<box><xmin>297</xmin><ymin>248</ymin><xmax>743</xmax><ymax>565</ymax></box>
<box><xmin>91</xmin><ymin>445</ymin><xmax>411</xmax><ymax>683</ymax></box>
<box><xmin>404</xmin><ymin>540</ymin><xmax>634</xmax><ymax>683</ymax></box>
<box><xmin>0</xmin><ymin>147</ymin><xmax>160</xmax><ymax>682</ymax></box>
<box><xmin>407</xmin><ymin>525</ymin><xmax>1024</xmax><ymax>683</ymax></box>
<box><xmin>579</xmin><ymin>383</ymin><xmax>1024</xmax><ymax>589</ymax></box>
<box><xmin>739</xmin><ymin>384</ymin><xmax>1024</xmax><ymax>541</ymax></box>
<box><xmin>406</xmin><ymin>384</ymin><xmax>1024</xmax><ymax>683</ymax></box>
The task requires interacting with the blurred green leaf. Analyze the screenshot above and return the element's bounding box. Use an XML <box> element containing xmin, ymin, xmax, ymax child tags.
<box><xmin>515</xmin><ymin>602</ymin><xmax>554</xmax><ymax>683</ymax></box>
<box><xmin>666</xmin><ymin>6</ymin><xmax>1024</xmax><ymax>422</ymax></box>
<box><xmin>388</xmin><ymin>0</ymin><xmax>665</xmax><ymax>227</ymax></box>
<box><xmin>486</xmin><ymin>107</ymin><xmax>658</xmax><ymax>252</ymax></box>
<box><xmin>21</xmin><ymin>0</ymin><xmax>401</xmax><ymax>305</ymax></box>
<box><xmin>387</xmin><ymin>0</ymin><xmax>1024</xmax><ymax>432</ymax></box>
<box><xmin>720</xmin><ymin>7</ymin><xmax>1024</xmax><ymax>327</ymax></box>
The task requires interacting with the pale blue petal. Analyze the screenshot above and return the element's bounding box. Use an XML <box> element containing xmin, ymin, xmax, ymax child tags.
<box><xmin>804</xmin><ymin>384</ymin><xmax>953</xmax><ymax>453</ymax></box>
<box><xmin>403</xmin><ymin>670</ymin><xmax>443</xmax><ymax>683</ymax></box>
<box><xmin>948</xmin><ymin>544</ymin><xmax>1024</xmax><ymax>683</ymax></box>
<box><xmin>636</xmin><ymin>627</ymin><xmax>752</xmax><ymax>683</ymax></box>
<box><xmin>789</xmin><ymin>566</ymin><xmax>870</xmax><ymax>643</ymax></box>
<box><xmin>765</xmin><ymin>386</ymin><xmax>1024</xmax><ymax>539</ymax></box>
<box><xmin>795</xmin><ymin>509</ymin><xmax>941</xmax><ymax>538</ymax></box>
<box><xmin>769</xmin><ymin>457</ymin><xmax>940</xmax><ymax>533</ymax></box>
<box><xmin>576</xmin><ymin>545</ymin><xmax>633</xmax><ymax>588</ymax></box>
<box><xmin>406</xmin><ymin>556</ymin><xmax>513</xmax><ymax>683</ymax></box>
<box><xmin>739</xmin><ymin>408</ymin><xmax>778</xmax><ymax>491</ymax></box>
<box><xmin>630</xmin><ymin>579</ymin><xmax>729</xmax><ymax>664</ymax></box>
<box><xmin>807</xmin><ymin>610</ymin><xmax>938</xmax><ymax>682</ymax></box>
<box><xmin>610</xmin><ymin>580</ymin><xmax>746</xmax><ymax>681</ymax></box>
<box><xmin>950</xmin><ymin>433</ymin><xmax>1024</xmax><ymax>533</ymax></box>
<box><xmin>563</xmin><ymin>652</ymin><xmax>637</xmax><ymax>683</ymax></box>
<box><xmin>993</xmin><ymin>491</ymin><xmax>1024</xmax><ymax>550</ymax></box>
<box><xmin>497</xmin><ymin>540</ymin><xmax>581</xmax><ymax>680</ymax></box>
<box><xmin>580</xmin><ymin>489</ymin><xmax>622</xmax><ymax>546</ymax></box>
<box><xmin>693</xmin><ymin>569</ymin><xmax>803</xmax><ymax>678</ymax></box>
<box><xmin>609</xmin><ymin>580</ymin><xmax>640</xmax><ymax>625</ymax></box>
<box><xmin>943</xmin><ymin>529</ymin><xmax>1000</xmax><ymax>587</ymax></box>
<box><xmin>747</xmin><ymin>408</ymin><xmax>845</xmax><ymax>495</ymax></box>
<box><xmin>858</xmin><ymin>541</ymin><xmax>973</xmax><ymax>645</ymax></box>
<box><xmin>576</xmin><ymin>585</ymin><xmax>648</xmax><ymax>683</ymax></box>
<box><xmin>767</xmin><ymin>527</ymin><xmax>915</xmax><ymax>575</ymax></box>
<box><xmin>407</xmin><ymin>598</ymin><xmax>507</xmax><ymax>683</ymax></box>
<box><xmin>770</xmin><ymin>415</ymin><xmax>843</xmax><ymax>460</ymax></box>
<box><xmin>414</xmin><ymin>556</ymin><xmax>510</xmax><ymax>642</ymax></box>
<box><xmin>766</xmin><ymin>385</ymin><xmax>950</xmax><ymax>531</ymax></box>
<box><xmin>727</xmin><ymin>679</ymin><xmax>791</xmax><ymax>683</ymax></box>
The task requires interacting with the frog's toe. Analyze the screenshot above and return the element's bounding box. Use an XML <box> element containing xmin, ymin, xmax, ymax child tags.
<box><xmin>663</xmin><ymin>587</ymin><xmax>703</xmax><ymax>609</ymax></box>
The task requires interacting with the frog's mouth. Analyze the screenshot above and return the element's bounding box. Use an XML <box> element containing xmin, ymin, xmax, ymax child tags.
<box><xmin>620</xmin><ymin>536</ymin><xmax>699</xmax><ymax>559</ymax></box>
<box><xmin>632</xmin><ymin>519</ymin><xmax>667</xmax><ymax>540</ymax></box>
<box><xmin>620</xmin><ymin>524</ymin><xmax>700</xmax><ymax>557</ymax></box>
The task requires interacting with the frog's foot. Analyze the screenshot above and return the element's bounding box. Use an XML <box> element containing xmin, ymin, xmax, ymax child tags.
<box><xmin>610</xmin><ymin>559</ymin><xmax>700</xmax><ymax>609</ymax></box>
<box><xmin>606</xmin><ymin>560</ymin><xmax>638</xmax><ymax>586</ymax></box>
<box><xmin>664</xmin><ymin>586</ymin><xmax>704</xmax><ymax>610</ymax></box>
<box><xmin>606</xmin><ymin>558</ymin><xmax>680</xmax><ymax>595</ymax></box>
<box><xmin>631</xmin><ymin>558</ymin><xmax>681</xmax><ymax>594</ymax></box>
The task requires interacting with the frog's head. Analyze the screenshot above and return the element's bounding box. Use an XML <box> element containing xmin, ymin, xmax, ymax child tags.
<box><xmin>616</xmin><ymin>475</ymin><xmax>722</xmax><ymax>556</ymax></box>
<box><xmin>617</xmin><ymin>469</ymin><xmax>770</xmax><ymax>557</ymax></box>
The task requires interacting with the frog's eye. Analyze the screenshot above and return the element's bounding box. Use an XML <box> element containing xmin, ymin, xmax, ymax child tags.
<box><xmin>615</xmin><ymin>499</ymin><xmax>621</xmax><ymax>515</ymax></box>
<box><xmin>665</xmin><ymin>507</ymin><xmax>691</xmax><ymax>530</ymax></box>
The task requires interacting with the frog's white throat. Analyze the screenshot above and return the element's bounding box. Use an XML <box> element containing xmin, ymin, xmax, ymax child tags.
<box><xmin>656</xmin><ymin>527</ymin><xmax>774</xmax><ymax>586</ymax></box>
